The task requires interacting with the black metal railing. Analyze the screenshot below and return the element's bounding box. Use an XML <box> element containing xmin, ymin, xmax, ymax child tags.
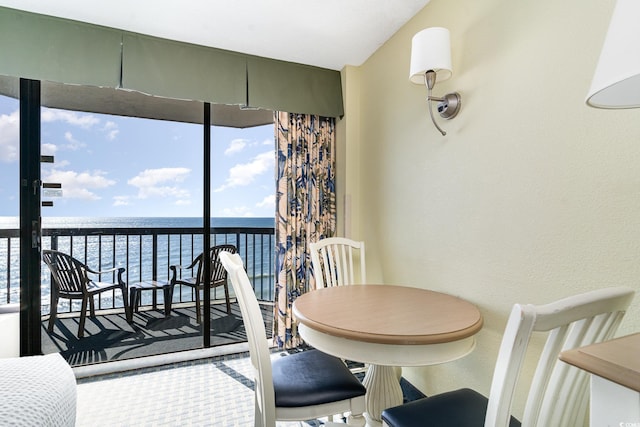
<box><xmin>0</xmin><ymin>226</ymin><xmax>275</xmax><ymax>314</ymax></box>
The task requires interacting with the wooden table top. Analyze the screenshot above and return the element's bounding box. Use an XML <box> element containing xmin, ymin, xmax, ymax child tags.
<box><xmin>559</xmin><ymin>332</ymin><xmax>640</xmax><ymax>393</ymax></box>
<box><xmin>293</xmin><ymin>284</ymin><xmax>483</xmax><ymax>345</ymax></box>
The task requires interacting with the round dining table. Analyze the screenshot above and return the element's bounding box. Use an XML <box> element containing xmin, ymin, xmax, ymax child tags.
<box><xmin>292</xmin><ymin>284</ymin><xmax>483</xmax><ymax>425</ymax></box>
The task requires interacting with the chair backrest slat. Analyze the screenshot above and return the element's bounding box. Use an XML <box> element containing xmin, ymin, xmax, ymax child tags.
<box><xmin>484</xmin><ymin>286</ymin><xmax>634</xmax><ymax>427</ymax></box>
<box><xmin>42</xmin><ymin>250</ymin><xmax>89</xmax><ymax>295</ymax></box>
<box><xmin>309</xmin><ymin>237</ymin><xmax>366</xmax><ymax>289</ymax></box>
<box><xmin>210</xmin><ymin>244</ymin><xmax>238</xmax><ymax>283</ymax></box>
<box><xmin>194</xmin><ymin>244</ymin><xmax>238</xmax><ymax>285</ymax></box>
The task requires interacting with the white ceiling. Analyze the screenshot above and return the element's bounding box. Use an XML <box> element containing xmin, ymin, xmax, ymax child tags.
<box><xmin>0</xmin><ymin>0</ymin><xmax>430</xmax><ymax>70</ymax></box>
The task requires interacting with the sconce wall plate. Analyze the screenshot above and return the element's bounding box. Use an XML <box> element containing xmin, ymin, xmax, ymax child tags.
<box><xmin>436</xmin><ymin>92</ymin><xmax>461</xmax><ymax>119</ymax></box>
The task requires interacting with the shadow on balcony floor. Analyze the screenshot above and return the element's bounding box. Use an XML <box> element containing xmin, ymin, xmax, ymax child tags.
<box><xmin>41</xmin><ymin>302</ymin><xmax>273</xmax><ymax>367</ymax></box>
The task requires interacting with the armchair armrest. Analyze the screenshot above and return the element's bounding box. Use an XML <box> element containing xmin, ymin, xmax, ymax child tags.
<box><xmin>170</xmin><ymin>254</ymin><xmax>201</xmax><ymax>283</ymax></box>
<box><xmin>86</xmin><ymin>266</ymin><xmax>126</xmax><ymax>285</ymax></box>
<box><xmin>170</xmin><ymin>264</ymin><xmax>191</xmax><ymax>283</ymax></box>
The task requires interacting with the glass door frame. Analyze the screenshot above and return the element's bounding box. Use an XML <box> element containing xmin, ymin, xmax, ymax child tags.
<box><xmin>19</xmin><ymin>78</ymin><xmax>42</xmax><ymax>356</ymax></box>
<box><xmin>18</xmin><ymin>80</ymin><xmax>217</xmax><ymax>355</ymax></box>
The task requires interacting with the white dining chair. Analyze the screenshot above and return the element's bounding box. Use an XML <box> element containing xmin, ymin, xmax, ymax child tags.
<box><xmin>309</xmin><ymin>237</ymin><xmax>366</xmax><ymax>289</ymax></box>
<box><xmin>309</xmin><ymin>237</ymin><xmax>369</xmax><ymax>376</ymax></box>
<box><xmin>218</xmin><ymin>251</ymin><xmax>367</xmax><ymax>427</ymax></box>
<box><xmin>381</xmin><ymin>286</ymin><xmax>635</xmax><ymax>427</ymax></box>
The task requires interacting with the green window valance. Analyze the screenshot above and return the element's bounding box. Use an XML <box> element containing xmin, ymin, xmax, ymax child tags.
<box><xmin>121</xmin><ymin>33</ymin><xmax>247</xmax><ymax>107</ymax></box>
<box><xmin>0</xmin><ymin>6</ymin><xmax>344</xmax><ymax>117</ymax></box>
<box><xmin>247</xmin><ymin>56</ymin><xmax>343</xmax><ymax>118</ymax></box>
<box><xmin>0</xmin><ymin>7</ymin><xmax>121</xmax><ymax>88</ymax></box>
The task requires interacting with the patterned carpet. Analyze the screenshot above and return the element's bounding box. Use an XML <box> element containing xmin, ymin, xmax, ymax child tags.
<box><xmin>75</xmin><ymin>349</ymin><xmax>425</xmax><ymax>426</ymax></box>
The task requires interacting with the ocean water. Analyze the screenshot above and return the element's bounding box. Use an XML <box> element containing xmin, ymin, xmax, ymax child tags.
<box><xmin>0</xmin><ymin>216</ymin><xmax>274</xmax><ymax>229</ymax></box>
<box><xmin>0</xmin><ymin>217</ymin><xmax>276</xmax><ymax>311</ymax></box>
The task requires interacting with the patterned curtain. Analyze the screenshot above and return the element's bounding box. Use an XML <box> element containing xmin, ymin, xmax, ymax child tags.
<box><xmin>273</xmin><ymin>112</ymin><xmax>336</xmax><ymax>349</ymax></box>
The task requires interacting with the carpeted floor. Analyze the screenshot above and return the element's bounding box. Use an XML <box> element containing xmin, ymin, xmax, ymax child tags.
<box><xmin>42</xmin><ymin>301</ymin><xmax>273</xmax><ymax>367</ymax></box>
<box><xmin>44</xmin><ymin>301</ymin><xmax>427</xmax><ymax>425</ymax></box>
<box><xmin>75</xmin><ymin>349</ymin><xmax>426</xmax><ymax>426</ymax></box>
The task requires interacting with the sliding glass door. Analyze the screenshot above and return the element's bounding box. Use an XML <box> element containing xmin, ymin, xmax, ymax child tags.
<box><xmin>3</xmin><ymin>76</ymin><xmax>275</xmax><ymax>364</ymax></box>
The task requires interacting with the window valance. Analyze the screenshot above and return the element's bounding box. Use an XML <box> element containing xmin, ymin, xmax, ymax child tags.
<box><xmin>0</xmin><ymin>7</ymin><xmax>344</xmax><ymax>117</ymax></box>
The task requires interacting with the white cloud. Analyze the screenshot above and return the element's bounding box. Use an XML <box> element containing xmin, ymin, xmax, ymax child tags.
<box><xmin>221</xmin><ymin>206</ymin><xmax>253</xmax><ymax>217</ymax></box>
<box><xmin>41</xmin><ymin>143</ymin><xmax>58</xmax><ymax>156</ymax></box>
<box><xmin>127</xmin><ymin>167</ymin><xmax>191</xmax><ymax>200</ymax></box>
<box><xmin>64</xmin><ymin>131</ymin><xmax>85</xmax><ymax>150</ymax></box>
<box><xmin>262</xmin><ymin>138</ymin><xmax>273</xmax><ymax>146</ymax></box>
<box><xmin>113</xmin><ymin>195</ymin><xmax>130</xmax><ymax>206</ymax></box>
<box><xmin>225</xmin><ymin>138</ymin><xmax>247</xmax><ymax>155</ymax></box>
<box><xmin>43</xmin><ymin>169</ymin><xmax>116</xmax><ymax>201</ymax></box>
<box><xmin>214</xmin><ymin>150</ymin><xmax>274</xmax><ymax>192</ymax></box>
<box><xmin>0</xmin><ymin>110</ymin><xmax>19</xmax><ymax>162</ymax></box>
<box><xmin>41</xmin><ymin>108</ymin><xmax>99</xmax><ymax>129</ymax></box>
<box><xmin>256</xmin><ymin>194</ymin><xmax>275</xmax><ymax>209</ymax></box>
<box><xmin>102</xmin><ymin>121</ymin><xmax>119</xmax><ymax>141</ymax></box>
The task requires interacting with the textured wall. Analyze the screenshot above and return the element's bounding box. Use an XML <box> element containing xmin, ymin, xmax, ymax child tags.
<box><xmin>340</xmin><ymin>0</ymin><xmax>640</xmax><ymax>417</ymax></box>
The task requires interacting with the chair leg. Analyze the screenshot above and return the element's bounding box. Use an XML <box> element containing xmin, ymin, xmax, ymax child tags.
<box><xmin>78</xmin><ymin>297</ymin><xmax>89</xmax><ymax>338</ymax></box>
<box><xmin>121</xmin><ymin>285</ymin><xmax>131</xmax><ymax>323</ymax></box>
<box><xmin>254</xmin><ymin>402</ymin><xmax>264</xmax><ymax>427</ymax></box>
<box><xmin>89</xmin><ymin>295</ymin><xmax>96</xmax><ymax>318</ymax></box>
<box><xmin>195</xmin><ymin>288</ymin><xmax>201</xmax><ymax>323</ymax></box>
<box><xmin>48</xmin><ymin>295</ymin><xmax>59</xmax><ymax>333</ymax></box>
<box><xmin>224</xmin><ymin>283</ymin><xmax>231</xmax><ymax>314</ymax></box>
<box><xmin>127</xmin><ymin>288</ymin><xmax>137</xmax><ymax>324</ymax></box>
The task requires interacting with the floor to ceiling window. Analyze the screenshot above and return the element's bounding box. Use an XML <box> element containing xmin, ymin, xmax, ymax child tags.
<box><xmin>0</xmin><ymin>80</ymin><xmax>275</xmax><ymax>365</ymax></box>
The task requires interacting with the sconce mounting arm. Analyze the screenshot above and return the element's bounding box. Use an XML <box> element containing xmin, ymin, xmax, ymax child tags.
<box><xmin>422</xmin><ymin>70</ymin><xmax>461</xmax><ymax>136</ymax></box>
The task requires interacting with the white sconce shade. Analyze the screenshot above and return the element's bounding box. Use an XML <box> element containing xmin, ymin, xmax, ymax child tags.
<box><xmin>586</xmin><ymin>0</ymin><xmax>640</xmax><ymax>108</ymax></box>
<box><xmin>409</xmin><ymin>27</ymin><xmax>453</xmax><ymax>85</ymax></box>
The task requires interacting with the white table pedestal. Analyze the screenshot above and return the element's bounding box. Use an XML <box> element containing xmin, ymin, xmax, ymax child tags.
<box><xmin>362</xmin><ymin>365</ymin><xmax>403</xmax><ymax>424</ymax></box>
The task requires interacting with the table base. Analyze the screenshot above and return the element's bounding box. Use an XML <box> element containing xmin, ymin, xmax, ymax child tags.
<box><xmin>362</xmin><ymin>365</ymin><xmax>403</xmax><ymax>424</ymax></box>
<box><xmin>127</xmin><ymin>281</ymin><xmax>173</xmax><ymax>323</ymax></box>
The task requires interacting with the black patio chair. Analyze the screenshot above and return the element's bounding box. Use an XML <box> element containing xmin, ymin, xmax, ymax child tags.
<box><xmin>42</xmin><ymin>249</ymin><xmax>128</xmax><ymax>338</ymax></box>
<box><xmin>170</xmin><ymin>244</ymin><xmax>238</xmax><ymax>323</ymax></box>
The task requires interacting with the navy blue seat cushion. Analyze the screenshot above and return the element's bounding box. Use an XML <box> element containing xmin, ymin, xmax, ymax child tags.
<box><xmin>381</xmin><ymin>388</ymin><xmax>521</xmax><ymax>427</ymax></box>
<box><xmin>272</xmin><ymin>349</ymin><xmax>366</xmax><ymax>408</ymax></box>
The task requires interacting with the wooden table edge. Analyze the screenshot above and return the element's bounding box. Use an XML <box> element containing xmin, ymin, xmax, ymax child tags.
<box><xmin>559</xmin><ymin>333</ymin><xmax>640</xmax><ymax>393</ymax></box>
<box><xmin>293</xmin><ymin>285</ymin><xmax>484</xmax><ymax>345</ymax></box>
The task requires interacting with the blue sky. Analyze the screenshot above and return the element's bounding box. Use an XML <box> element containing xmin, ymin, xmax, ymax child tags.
<box><xmin>0</xmin><ymin>95</ymin><xmax>275</xmax><ymax>218</ymax></box>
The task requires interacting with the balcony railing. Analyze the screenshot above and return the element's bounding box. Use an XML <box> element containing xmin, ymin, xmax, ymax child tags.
<box><xmin>0</xmin><ymin>226</ymin><xmax>275</xmax><ymax>314</ymax></box>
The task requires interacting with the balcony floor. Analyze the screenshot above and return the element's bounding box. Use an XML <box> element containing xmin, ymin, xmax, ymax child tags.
<box><xmin>42</xmin><ymin>301</ymin><xmax>273</xmax><ymax>367</ymax></box>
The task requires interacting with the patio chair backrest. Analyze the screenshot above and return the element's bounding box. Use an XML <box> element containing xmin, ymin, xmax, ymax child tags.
<box><xmin>309</xmin><ymin>237</ymin><xmax>366</xmax><ymax>289</ymax></box>
<box><xmin>195</xmin><ymin>244</ymin><xmax>238</xmax><ymax>285</ymax></box>
<box><xmin>42</xmin><ymin>249</ymin><xmax>89</xmax><ymax>296</ymax></box>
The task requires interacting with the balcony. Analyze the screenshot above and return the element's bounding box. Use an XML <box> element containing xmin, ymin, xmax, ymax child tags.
<box><xmin>0</xmin><ymin>223</ymin><xmax>275</xmax><ymax>367</ymax></box>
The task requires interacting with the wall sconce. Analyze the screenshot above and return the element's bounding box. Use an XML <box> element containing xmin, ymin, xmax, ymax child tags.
<box><xmin>586</xmin><ymin>0</ymin><xmax>640</xmax><ymax>108</ymax></box>
<box><xmin>410</xmin><ymin>27</ymin><xmax>461</xmax><ymax>136</ymax></box>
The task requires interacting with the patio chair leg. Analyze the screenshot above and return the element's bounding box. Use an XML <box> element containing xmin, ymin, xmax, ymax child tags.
<box><xmin>78</xmin><ymin>298</ymin><xmax>88</xmax><ymax>338</ymax></box>
<box><xmin>224</xmin><ymin>283</ymin><xmax>231</xmax><ymax>314</ymax></box>
<box><xmin>121</xmin><ymin>286</ymin><xmax>130</xmax><ymax>322</ymax></box>
<box><xmin>195</xmin><ymin>288</ymin><xmax>201</xmax><ymax>323</ymax></box>
<box><xmin>48</xmin><ymin>296</ymin><xmax>59</xmax><ymax>332</ymax></box>
<box><xmin>127</xmin><ymin>287</ymin><xmax>137</xmax><ymax>323</ymax></box>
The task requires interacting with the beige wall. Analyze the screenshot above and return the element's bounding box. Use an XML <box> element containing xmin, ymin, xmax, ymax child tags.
<box><xmin>340</xmin><ymin>0</ymin><xmax>640</xmax><ymax>417</ymax></box>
